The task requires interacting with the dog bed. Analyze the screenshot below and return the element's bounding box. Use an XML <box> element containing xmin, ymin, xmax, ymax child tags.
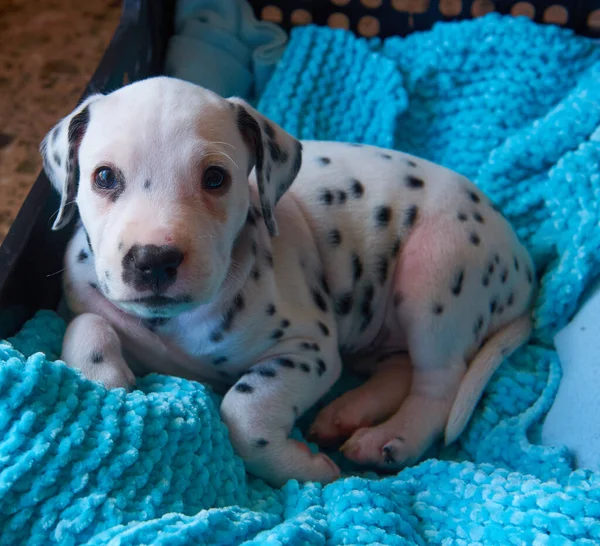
<box><xmin>1</xmin><ymin>14</ymin><xmax>600</xmax><ymax>544</ymax></box>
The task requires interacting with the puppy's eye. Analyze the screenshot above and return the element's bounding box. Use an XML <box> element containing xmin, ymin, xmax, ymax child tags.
<box><xmin>202</xmin><ymin>166</ymin><xmax>226</xmax><ymax>190</ymax></box>
<box><xmin>94</xmin><ymin>167</ymin><xmax>118</xmax><ymax>190</ymax></box>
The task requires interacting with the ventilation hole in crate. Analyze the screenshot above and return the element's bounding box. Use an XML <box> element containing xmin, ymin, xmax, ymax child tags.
<box><xmin>331</xmin><ymin>0</ymin><xmax>351</xmax><ymax>6</ymax></box>
<box><xmin>357</xmin><ymin>15</ymin><xmax>380</xmax><ymax>36</ymax></box>
<box><xmin>543</xmin><ymin>5</ymin><xmax>568</xmax><ymax>25</ymax></box>
<box><xmin>392</xmin><ymin>0</ymin><xmax>430</xmax><ymax>14</ymax></box>
<box><xmin>123</xmin><ymin>72</ymin><xmax>129</xmax><ymax>85</ymax></box>
<box><xmin>471</xmin><ymin>0</ymin><xmax>495</xmax><ymax>17</ymax></box>
<box><xmin>261</xmin><ymin>5</ymin><xmax>283</xmax><ymax>23</ymax></box>
<box><xmin>361</xmin><ymin>0</ymin><xmax>383</xmax><ymax>7</ymax></box>
<box><xmin>589</xmin><ymin>9</ymin><xmax>600</xmax><ymax>30</ymax></box>
<box><xmin>511</xmin><ymin>2</ymin><xmax>535</xmax><ymax>18</ymax></box>
<box><xmin>439</xmin><ymin>0</ymin><xmax>462</xmax><ymax>16</ymax></box>
<box><xmin>328</xmin><ymin>12</ymin><xmax>350</xmax><ymax>29</ymax></box>
<box><xmin>291</xmin><ymin>8</ymin><xmax>312</xmax><ymax>25</ymax></box>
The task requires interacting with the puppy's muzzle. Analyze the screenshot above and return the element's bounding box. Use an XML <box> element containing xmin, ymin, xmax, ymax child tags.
<box><xmin>122</xmin><ymin>244</ymin><xmax>184</xmax><ymax>293</ymax></box>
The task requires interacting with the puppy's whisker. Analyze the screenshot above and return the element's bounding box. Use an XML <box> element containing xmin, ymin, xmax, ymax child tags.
<box><xmin>213</xmin><ymin>150</ymin><xmax>239</xmax><ymax>170</ymax></box>
<box><xmin>46</xmin><ymin>267</ymin><xmax>66</xmax><ymax>278</ymax></box>
<box><xmin>207</xmin><ymin>141</ymin><xmax>236</xmax><ymax>150</ymax></box>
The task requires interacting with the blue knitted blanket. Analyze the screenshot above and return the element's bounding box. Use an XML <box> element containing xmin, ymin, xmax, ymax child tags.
<box><xmin>3</xmin><ymin>15</ymin><xmax>600</xmax><ymax>544</ymax></box>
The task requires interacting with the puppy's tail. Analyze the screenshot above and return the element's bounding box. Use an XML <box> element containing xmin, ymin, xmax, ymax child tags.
<box><xmin>444</xmin><ymin>313</ymin><xmax>532</xmax><ymax>445</ymax></box>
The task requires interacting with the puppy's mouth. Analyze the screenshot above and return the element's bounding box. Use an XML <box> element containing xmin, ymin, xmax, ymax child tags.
<box><xmin>113</xmin><ymin>294</ymin><xmax>195</xmax><ymax>318</ymax></box>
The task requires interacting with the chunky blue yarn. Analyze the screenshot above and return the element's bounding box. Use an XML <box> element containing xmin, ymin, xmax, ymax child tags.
<box><xmin>2</xmin><ymin>15</ymin><xmax>600</xmax><ymax>544</ymax></box>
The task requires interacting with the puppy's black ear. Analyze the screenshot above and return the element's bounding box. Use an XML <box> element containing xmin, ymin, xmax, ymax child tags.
<box><xmin>228</xmin><ymin>98</ymin><xmax>302</xmax><ymax>236</ymax></box>
<box><xmin>40</xmin><ymin>94</ymin><xmax>101</xmax><ymax>230</ymax></box>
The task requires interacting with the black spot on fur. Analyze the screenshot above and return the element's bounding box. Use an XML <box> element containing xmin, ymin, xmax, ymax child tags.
<box><xmin>497</xmin><ymin>305</ymin><xmax>505</xmax><ymax>314</ymax></box>
<box><xmin>210</xmin><ymin>331</ymin><xmax>223</xmax><ymax>343</ymax></box>
<box><xmin>470</xmin><ymin>233</ymin><xmax>481</xmax><ymax>246</ymax></box>
<box><xmin>473</xmin><ymin>315</ymin><xmax>484</xmax><ymax>335</ymax></box>
<box><xmin>352</xmin><ymin>254</ymin><xmax>363</xmax><ymax>282</ymax></box>
<box><xmin>490</xmin><ymin>299</ymin><xmax>497</xmax><ymax>314</ymax></box>
<box><xmin>468</xmin><ymin>190</ymin><xmax>481</xmax><ymax>203</ymax></box>
<box><xmin>507</xmin><ymin>293</ymin><xmax>514</xmax><ymax>306</ymax></box>
<box><xmin>377</xmin><ymin>256</ymin><xmax>389</xmax><ymax>284</ymax></box>
<box><xmin>317</xmin><ymin>157</ymin><xmax>331</xmax><ymax>166</ymax></box>
<box><xmin>473</xmin><ymin>212</ymin><xmax>484</xmax><ymax>223</ymax></box>
<box><xmin>255</xmin><ymin>438</ymin><xmax>269</xmax><ymax>447</ymax></box>
<box><xmin>246</xmin><ymin>207</ymin><xmax>258</xmax><ymax>226</ymax></box>
<box><xmin>407</xmin><ymin>160</ymin><xmax>417</xmax><ymax>167</ymax></box>
<box><xmin>457</xmin><ymin>212</ymin><xmax>468</xmax><ymax>222</ymax></box>
<box><xmin>278</xmin><ymin>358</ymin><xmax>295</xmax><ymax>368</ymax></box>
<box><xmin>391</xmin><ymin>239</ymin><xmax>401</xmax><ymax>258</ymax></box>
<box><xmin>90</xmin><ymin>351</ymin><xmax>104</xmax><ymax>364</ymax></box>
<box><xmin>406</xmin><ymin>175</ymin><xmax>425</xmax><ymax>189</ymax></box>
<box><xmin>337</xmin><ymin>191</ymin><xmax>347</xmax><ymax>204</ymax></box>
<box><xmin>265</xmin><ymin>252</ymin><xmax>274</xmax><ymax>267</ymax></box>
<box><xmin>514</xmin><ymin>256</ymin><xmax>520</xmax><ymax>271</ymax></box>
<box><xmin>299</xmin><ymin>363</ymin><xmax>310</xmax><ymax>373</ymax></box>
<box><xmin>258</xmin><ymin>367</ymin><xmax>277</xmax><ymax>378</ymax></box>
<box><xmin>300</xmin><ymin>342</ymin><xmax>320</xmax><ymax>352</ymax></box>
<box><xmin>328</xmin><ymin>229</ymin><xmax>342</xmax><ymax>247</ymax></box>
<box><xmin>77</xmin><ymin>249</ymin><xmax>88</xmax><ymax>262</ymax></box>
<box><xmin>375</xmin><ymin>206</ymin><xmax>392</xmax><ymax>228</ymax></box>
<box><xmin>144</xmin><ymin>179</ymin><xmax>151</xmax><ymax>190</ymax></box>
<box><xmin>433</xmin><ymin>303</ymin><xmax>444</xmax><ymax>315</ymax></box>
<box><xmin>263</xmin><ymin>121</ymin><xmax>276</xmax><ymax>139</ymax></box>
<box><xmin>118</xmin><ymin>241</ymin><xmax>124</xmax><ymax>251</ymax></box>
<box><xmin>266</xmin><ymin>303</ymin><xmax>276</xmax><ymax>316</ymax></box>
<box><xmin>312</xmin><ymin>289</ymin><xmax>328</xmax><ymax>312</ymax></box>
<box><xmin>235</xmin><ymin>383</ymin><xmax>254</xmax><ymax>393</ymax></box>
<box><xmin>500</xmin><ymin>269</ymin><xmax>508</xmax><ymax>284</ymax></box>
<box><xmin>318</xmin><ymin>321</ymin><xmax>330</xmax><ymax>337</ymax></box>
<box><xmin>251</xmin><ymin>268</ymin><xmax>261</xmax><ymax>281</ymax></box>
<box><xmin>380</xmin><ymin>153</ymin><xmax>392</xmax><ymax>160</ymax></box>
<box><xmin>527</xmin><ymin>268</ymin><xmax>533</xmax><ymax>284</ymax></box>
<box><xmin>271</xmin><ymin>329</ymin><xmax>284</xmax><ymax>339</ymax></box>
<box><xmin>316</xmin><ymin>359</ymin><xmax>326</xmax><ymax>376</ymax></box>
<box><xmin>53</xmin><ymin>151</ymin><xmax>61</xmax><ymax>167</ymax></box>
<box><xmin>213</xmin><ymin>356</ymin><xmax>228</xmax><ymax>365</ymax></box>
<box><xmin>320</xmin><ymin>273</ymin><xmax>330</xmax><ymax>295</ymax></box>
<box><xmin>89</xmin><ymin>282</ymin><xmax>99</xmax><ymax>291</ymax></box>
<box><xmin>451</xmin><ymin>270</ymin><xmax>464</xmax><ymax>296</ymax></box>
<box><xmin>405</xmin><ymin>206</ymin><xmax>418</xmax><ymax>227</ymax></box>
<box><xmin>281</xmin><ymin>319</ymin><xmax>291</xmax><ymax>328</ymax></box>
<box><xmin>482</xmin><ymin>275</ymin><xmax>490</xmax><ymax>287</ymax></box>
<box><xmin>488</xmin><ymin>263</ymin><xmax>495</xmax><ymax>275</ymax></box>
<box><xmin>352</xmin><ymin>179</ymin><xmax>364</xmax><ymax>198</ymax></box>
<box><xmin>359</xmin><ymin>284</ymin><xmax>375</xmax><ymax>332</ymax></box>
<box><xmin>383</xmin><ymin>445</ymin><xmax>396</xmax><ymax>465</ymax></box>
<box><xmin>335</xmin><ymin>293</ymin><xmax>353</xmax><ymax>316</ymax></box>
<box><xmin>321</xmin><ymin>190</ymin><xmax>334</xmax><ymax>205</ymax></box>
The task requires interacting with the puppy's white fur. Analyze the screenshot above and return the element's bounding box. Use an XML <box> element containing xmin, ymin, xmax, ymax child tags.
<box><xmin>41</xmin><ymin>77</ymin><xmax>535</xmax><ymax>487</ymax></box>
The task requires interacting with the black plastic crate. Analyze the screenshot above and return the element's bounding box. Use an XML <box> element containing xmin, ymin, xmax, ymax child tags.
<box><xmin>0</xmin><ymin>0</ymin><xmax>598</xmax><ymax>338</ymax></box>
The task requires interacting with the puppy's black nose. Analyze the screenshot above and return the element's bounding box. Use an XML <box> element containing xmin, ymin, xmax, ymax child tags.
<box><xmin>122</xmin><ymin>244</ymin><xmax>184</xmax><ymax>293</ymax></box>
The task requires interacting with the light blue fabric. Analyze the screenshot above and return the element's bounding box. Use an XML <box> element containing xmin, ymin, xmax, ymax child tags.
<box><xmin>2</xmin><ymin>15</ymin><xmax>600</xmax><ymax>544</ymax></box>
<box><xmin>164</xmin><ymin>0</ymin><xmax>287</xmax><ymax>101</ymax></box>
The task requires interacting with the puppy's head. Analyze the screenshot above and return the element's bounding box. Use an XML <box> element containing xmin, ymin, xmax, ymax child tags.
<box><xmin>41</xmin><ymin>77</ymin><xmax>302</xmax><ymax>318</ymax></box>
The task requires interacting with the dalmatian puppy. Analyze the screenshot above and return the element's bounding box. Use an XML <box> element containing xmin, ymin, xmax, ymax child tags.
<box><xmin>40</xmin><ymin>76</ymin><xmax>535</xmax><ymax>487</ymax></box>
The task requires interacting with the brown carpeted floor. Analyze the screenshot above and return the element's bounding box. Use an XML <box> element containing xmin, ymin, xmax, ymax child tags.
<box><xmin>0</xmin><ymin>0</ymin><xmax>122</xmax><ymax>242</ymax></box>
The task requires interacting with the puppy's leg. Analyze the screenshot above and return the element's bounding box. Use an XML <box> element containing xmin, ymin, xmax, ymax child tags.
<box><xmin>220</xmin><ymin>352</ymin><xmax>341</xmax><ymax>487</ymax></box>
<box><xmin>61</xmin><ymin>313</ymin><xmax>135</xmax><ymax>389</ymax></box>
<box><xmin>308</xmin><ymin>353</ymin><xmax>412</xmax><ymax>447</ymax></box>
<box><xmin>340</xmin><ymin>363</ymin><xmax>465</xmax><ymax>467</ymax></box>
